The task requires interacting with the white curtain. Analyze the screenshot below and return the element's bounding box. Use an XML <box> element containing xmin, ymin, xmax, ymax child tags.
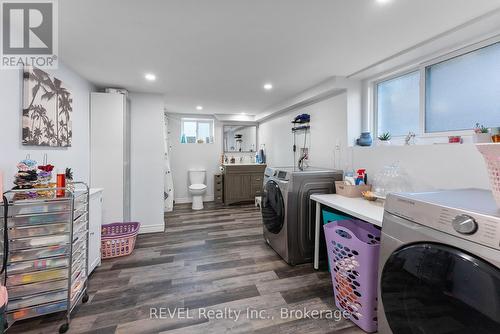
<box><xmin>163</xmin><ymin>111</ymin><xmax>174</xmax><ymax>212</ymax></box>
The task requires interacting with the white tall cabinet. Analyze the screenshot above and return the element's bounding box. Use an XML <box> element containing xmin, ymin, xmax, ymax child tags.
<box><xmin>90</xmin><ymin>92</ymin><xmax>131</xmax><ymax>223</ymax></box>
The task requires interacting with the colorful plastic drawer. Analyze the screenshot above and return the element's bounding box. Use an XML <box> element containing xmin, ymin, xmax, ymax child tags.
<box><xmin>72</xmin><ymin>219</ymin><xmax>88</xmax><ymax>242</ymax></box>
<box><xmin>7</xmin><ymin>279</ymin><xmax>68</xmax><ymax>300</ymax></box>
<box><xmin>9</xmin><ymin>245</ymin><xmax>70</xmax><ymax>263</ymax></box>
<box><xmin>73</xmin><ymin>212</ymin><xmax>88</xmax><ymax>228</ymax></box>
<box><xmin>7</xmin><ymin>268</ymin><xmax>69</xmax><ymax>286</ymax></box>
<box><xmin>72</xmin><ymin>248</ymin><xmax>85</xmax><ymax>268</ymax></box>
<box><xmin>73</xmin><ymin>206</ymin><xmax>87</xmax><ymax>220</ymax></box>
<box><xmin>71</xmin><ymin>261</ymin><xmax>85</xmax><ymax>282</ymax></box>
<box><xmin>7</xmin><ymin>212</ymin><xmax>72</xmax><ymax>228</ymax></box>
<box><xmin>7</xmin><ymin>257</ymin><xmax>69</xmax><ymax>275</ymax></box>
<box><xmin>71</xmin><ymin>276</ymin><xmax>86</xmax><ymax>305</ymax></box>
<box><xmin>74</xmin><ymin>194</ymin><xmax>88</xmax><ymax>212</ymax></box>
<box><xmin>9</xmin><ymin>234</ymin><xmax>69</xmax><ymax>251</ymax></box>
<box><xmin>72</xmin><ymin>236</ymin><xmax>87</xmax><ymax>257</ymax></box>
<box><xmin>7</xmin><ymin>290</ymin><xmax>67</xmax><ymax>311</ymax></box>
<box><xmin>7</xmin><ymin>300</ymin><xmax>67</xmax><ymax>322</ymax></box>
<box><xmin>8</xmin><ymin>223</ymin><xmax>70</xmax><ymax>239</ymax></box>
<box><xmin>8</xmin><ymin>200</ymin><xmax>72</xmax><ymax>216</ymax></box>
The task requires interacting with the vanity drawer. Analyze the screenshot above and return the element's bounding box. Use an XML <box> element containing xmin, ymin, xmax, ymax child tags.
<box><xmin>251</xmin><ymin>183</ymin><xmax>263</xmax><ymax>196</ymax></box>
<box><xmin>251</xmin><ymin>175</ymin><xmax>263</xmax><ymax>184</ymax></box>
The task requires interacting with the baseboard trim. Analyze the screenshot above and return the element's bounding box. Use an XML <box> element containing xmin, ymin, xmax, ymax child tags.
<box><xmin>139</xmin><ymin>223</ymin><xmax>165</xmax><ymax>234</ymax></box>
<box><xmin>175</xmin><ymin>195</ymin><xmax>215</xmax><ymax>204</ymax></box>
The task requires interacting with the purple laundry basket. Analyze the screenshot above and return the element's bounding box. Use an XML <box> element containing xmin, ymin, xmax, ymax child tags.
<box><xmin>323</xmin><ymin>219</ymin><xmax>381</xmax><ymax>333</ymax></box>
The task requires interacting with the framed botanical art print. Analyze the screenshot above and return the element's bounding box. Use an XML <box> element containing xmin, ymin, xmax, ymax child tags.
<box><xmin>22</xmin><ymin>66</ymin><xmax>73</xmax><ymax>147</ymax></box>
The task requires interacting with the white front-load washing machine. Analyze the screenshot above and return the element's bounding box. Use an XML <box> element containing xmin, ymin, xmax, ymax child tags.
<box><xmin>378</xmin><ymin>189</ymin><xmax>500</xmax><ymax>334</ymax></box>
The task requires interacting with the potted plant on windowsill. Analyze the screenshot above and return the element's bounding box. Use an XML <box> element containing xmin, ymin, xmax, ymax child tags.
<box><xmin>378</xmin><ymin>132</ymin><xmax>392</xmax><ymax>146</ymax></box>
<box><xmin>473</xmin><ymin>123</ymin><xmax>492</xmax><ymax>143</ymax></box>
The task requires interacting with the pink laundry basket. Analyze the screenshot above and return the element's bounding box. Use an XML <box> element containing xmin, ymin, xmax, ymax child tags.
<box><xmin>101</xmin><ymin>222</ymin><xmax>140</xmax><ymax>259</ymax></box>
<box><xmin>323</xmin><ymin>219</ymin><xmax>381</xmax><ymax>333</ymax></box>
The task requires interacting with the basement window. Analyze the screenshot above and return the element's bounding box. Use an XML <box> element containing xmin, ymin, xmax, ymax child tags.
<box><xmin>425</xmin><ymin>41</ymin><xmax>500</xmax><ymax>133</ymax></box>
<box><xmin>376</xmin><ymin>71</ymin><xmax>420</xmax><ymax>137</ymax></box>
<box><xmin>374</xmin><ymin>38</ymin><xmax>500</xmax><ymax>137</ymax></box>
<box><xmin>181</xmin><ymin>118</ymin><xmax>214</xmax><ymax>144</ymax></box>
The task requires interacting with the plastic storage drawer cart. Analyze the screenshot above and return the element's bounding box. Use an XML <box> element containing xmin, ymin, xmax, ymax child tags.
<box><xmin>101</xmin><ymin>222</ymin><xmax>140</xmax><ymax>259</ymax></box>
<box><xmin>323</xmin><ymin>219</ymin><xmax>381</xmax><ymax>333</ymax></box>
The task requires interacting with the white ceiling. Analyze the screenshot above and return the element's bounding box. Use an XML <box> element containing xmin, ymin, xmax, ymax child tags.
<box><xmin>60</xmin><ymin>0</ymin><xmax>500</xmax><ymax>115</ymax></box>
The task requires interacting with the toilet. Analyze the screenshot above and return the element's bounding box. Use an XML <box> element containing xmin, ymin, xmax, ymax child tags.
<box><xmin>188</xmin><ymin>169</ymin><xmax>207</xmax><ymax>210</ymax></box>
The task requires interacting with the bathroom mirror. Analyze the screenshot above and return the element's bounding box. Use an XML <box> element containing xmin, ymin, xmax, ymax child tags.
<box><xmin>223</xmin><ymin>125</ymin><xmax>257</xmax><ymax>152</ymax></box>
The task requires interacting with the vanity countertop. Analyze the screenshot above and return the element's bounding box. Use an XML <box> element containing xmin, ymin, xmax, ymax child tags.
<box><xmin>222</xmin><ymin>163</ymin><xmax>266</xmax><ymax>166</ymax></box>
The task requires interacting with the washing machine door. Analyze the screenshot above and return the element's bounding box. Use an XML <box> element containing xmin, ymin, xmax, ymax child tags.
<box><xmin>262</xmin><ymin>180</ymin><xmax>285</xmax><ymax>234</ymax></box>
<box><xmin>381</xmin><ymin>243</ymin><xmax>500</xmax><ymax>334</ymax></box>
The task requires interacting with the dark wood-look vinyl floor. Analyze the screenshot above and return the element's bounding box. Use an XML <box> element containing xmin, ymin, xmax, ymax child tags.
<box><xmin>9</xmin><ymin>203</ymin><xmax>364</xmax><ymax>334</ymax></box>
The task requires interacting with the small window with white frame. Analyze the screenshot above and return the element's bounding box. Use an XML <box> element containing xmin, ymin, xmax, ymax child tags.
<box><xmin>425</xmin><ymin>41</ymin><xmax>500</xmax><ymax>133</ymax></box>
<box><xmin>374</xmin><ymin>38</ymin><xmax>500</xmax><ymax>138</ymax></box>
<box><xmin>376</xmin><ymin>71</ymin><xmax>420</xmax><ymax>137</ymax></box>
<box><xmin>181</xmin><ymin>118</ymin><xmax>214</xmax><ymax>144</ymax></box>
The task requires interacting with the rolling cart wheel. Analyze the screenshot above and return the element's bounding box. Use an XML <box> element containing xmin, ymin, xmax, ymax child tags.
<box><xmin>59</xmin><ymin>323</ymin><xmax>69</xmax><ymax>333</ymax></box>
<box><xmin>82</xmin><ymin>293</ymin><xmax>89</xmax><ymax>303</ymax></box>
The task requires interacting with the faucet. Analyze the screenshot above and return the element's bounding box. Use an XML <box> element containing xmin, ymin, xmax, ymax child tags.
<box><xmin>239</xmin><ymin>156</ymin><xmax>244</xmax><ymax>163</ymax></box>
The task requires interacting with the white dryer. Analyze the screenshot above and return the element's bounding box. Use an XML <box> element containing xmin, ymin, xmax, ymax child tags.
<box><xmin>378</xmin><ymin>189</ymin><xmax>500</xmax><ymax>334</ymax></box>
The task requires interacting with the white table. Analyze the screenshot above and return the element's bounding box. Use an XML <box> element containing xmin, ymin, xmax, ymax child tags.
<box><xmin>311</xmin><ymin>194</ymin><xmax>385</xmax><ymax>269</ymax></box>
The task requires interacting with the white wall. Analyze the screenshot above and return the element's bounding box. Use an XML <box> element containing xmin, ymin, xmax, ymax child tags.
<box><xmin>257</xmin><ymin>91</ymin><xmax>491</xmax><ymax>192</ymax></box>
<box><xmin>0</xmin><ymin>63</ymin><xmax>94</xmax><ymax>192</ymax></box>
<box><xmin>129</xmin><ymin>93</ymin><xmax>165</xmax><ymax>233</ymax></box>
<box><xmin>258</xmin><ymin>93</ymin><xmax>348</xmax><ymax>170</ymax></box>
<box><xmin>168</xmin><ymin>114</ymin><xmax>222</xmax><ymax>203</ymax></box>
<box><xmin>351</xmin><ymin>144</ymin><xmax>490</xmax><ymax>191</ymax></box>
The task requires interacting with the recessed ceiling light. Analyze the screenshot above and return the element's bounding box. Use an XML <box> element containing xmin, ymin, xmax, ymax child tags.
<box><xmin>263</xmin><ymin>83</ymin><xmax>273</xmax><ymax>91</ymax></box>
<box><xmin>376</xmin><ymin>0</ymin><xmax>392</xmax><ymax>4</ymax></box>
<box><xmin>144</xmin><ymin>73</ymin><xmax>156</xmax><ymax>81</ymax></box>
<box><xmin>196</xmin><ymin>105</ymin><xmax>203</xmax><ymax>111</ymax></box>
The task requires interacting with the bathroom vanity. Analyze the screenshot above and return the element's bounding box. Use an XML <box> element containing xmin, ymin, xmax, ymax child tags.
<box><xmin>223</xmin><ymin>164</ymin><xmax>266</xmax><ymax>205</ymax></box>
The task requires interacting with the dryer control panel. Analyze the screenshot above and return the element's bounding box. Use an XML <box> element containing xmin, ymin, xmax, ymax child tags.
<box><xmin>385</xmin><ymin>189</ymin><xmax>500</xmax><ymax>250</ymax></box>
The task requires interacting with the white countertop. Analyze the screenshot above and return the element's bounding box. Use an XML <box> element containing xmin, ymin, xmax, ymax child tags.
<box><xmin>310</xmin><ymin>194</ymin><xmax>384</xmax><ymax>227</ymax></box>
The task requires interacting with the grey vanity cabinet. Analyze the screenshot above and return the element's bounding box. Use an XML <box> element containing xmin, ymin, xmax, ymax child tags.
<box><xmin>223</xmin><ymin>164</ymin><xmax>266</xmax><ymax>205</ymax></box>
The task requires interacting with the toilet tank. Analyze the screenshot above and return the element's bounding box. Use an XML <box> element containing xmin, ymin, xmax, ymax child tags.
<box><xmin>189</xmin><ymin>169</ymin><xmax>206</xmax><ymax>184</ymax></box>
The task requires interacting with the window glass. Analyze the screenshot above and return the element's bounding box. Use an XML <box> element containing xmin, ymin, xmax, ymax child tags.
<box><xmin>425</xmin><ymin>42</ymin><xmax>500</xmax><ymax>132</ymax></box>
<box><xmin>198</xmin><ymin>122</ymin><xmax>211</xmax><ymax>142</ymax></box>
<box><xmin>181</xmin><ymin>119</ymin><xmax>214</xmax><ymax>144</ymax></box>
<box><xmin>377</xmin><ymin>71</ymin><xmax>420</xmax><ymax>137</ymax></box>
<box><xmin>183</xmin><ymin>121</ymin><xmax>197</xmax><ymax>137</ymax></box>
